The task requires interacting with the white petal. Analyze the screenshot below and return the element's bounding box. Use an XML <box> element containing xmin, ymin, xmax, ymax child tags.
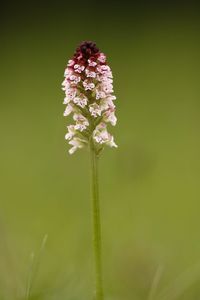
<box><xmin>69</xmin><ymin>146</ymin><xmax>77</xmax><ymax>154</ymax></box>
<box><xmin>63</xmin><ymin>104</ymin><xmax>73</xmax><ymax>116</ymax></box>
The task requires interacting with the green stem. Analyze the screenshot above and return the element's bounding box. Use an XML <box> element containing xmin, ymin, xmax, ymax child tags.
<box><xmin>90</xmin><ymin>142</ymin><xmax>104</xmax><ymax>300</ymax></box>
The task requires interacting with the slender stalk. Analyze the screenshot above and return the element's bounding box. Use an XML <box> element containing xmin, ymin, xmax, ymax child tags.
<box><xmin>90</xmin><ymin>142</ymin><xmax>104</xmax><ymax>300</ymax></box>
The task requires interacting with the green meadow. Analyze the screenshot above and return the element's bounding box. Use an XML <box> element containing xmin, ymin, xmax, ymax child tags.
<box><xmin>1</xmin><ymin>3</ymin><xmax>200</xmax><ymax>299</ymax></box>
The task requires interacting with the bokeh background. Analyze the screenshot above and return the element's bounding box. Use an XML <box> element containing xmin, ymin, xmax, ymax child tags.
<box><xmin>1</xmin><ymin>1</ymin><xmax>200</xmax><ymax>299</ymax></box>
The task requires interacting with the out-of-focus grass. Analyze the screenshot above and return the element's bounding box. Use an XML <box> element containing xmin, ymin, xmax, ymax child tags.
<box><xmin>1</xmin><ymin>3</ymin><xmax>200</xmax><ymax>300</ymax></box>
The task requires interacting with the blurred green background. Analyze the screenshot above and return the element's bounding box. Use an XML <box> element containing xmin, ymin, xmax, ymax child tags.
<box><xmin>1</xmin><ymin>1</ymin><xmax>200</xmax><ymax>299</ymax></box>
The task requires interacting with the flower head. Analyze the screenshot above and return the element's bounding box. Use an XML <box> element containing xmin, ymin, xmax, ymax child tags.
<box><xmin>62</xmin><ymin>41</ymin><xmax>117</xmax><ymax>154</ymax></box>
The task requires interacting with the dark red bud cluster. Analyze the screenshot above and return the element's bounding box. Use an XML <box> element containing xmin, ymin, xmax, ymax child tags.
<box><xmin>74</xmin><ymin>41</ymin><xmax>100</xmax><ymax>61</ymax></box>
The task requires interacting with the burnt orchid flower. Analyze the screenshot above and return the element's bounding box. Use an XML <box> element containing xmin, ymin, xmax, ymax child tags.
<box><xmin>62</xmin><ymin>41</ymin><xmax>117</xmax><ymax>300</ymax></box>
<box><xmin>62</xmin><ymin>41</ymin><xmax>117</xmax><ymax>155</ymax></box>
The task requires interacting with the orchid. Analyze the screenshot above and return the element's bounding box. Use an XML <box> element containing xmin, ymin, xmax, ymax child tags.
<box><xmin>61</xmin><ymin>41</ymin><xmax>118</xmax><ymax>300</ymax></box>
<box><xmin>62</xmin><ymin>41</ymin><xmax>117</xmax><ymax>155</ymax></box>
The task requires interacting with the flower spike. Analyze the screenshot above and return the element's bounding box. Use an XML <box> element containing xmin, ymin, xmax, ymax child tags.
<box><xmin>62</xmin><ymin>41</ymin><xmax>117</xmax><ymax>154</ymax></box>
